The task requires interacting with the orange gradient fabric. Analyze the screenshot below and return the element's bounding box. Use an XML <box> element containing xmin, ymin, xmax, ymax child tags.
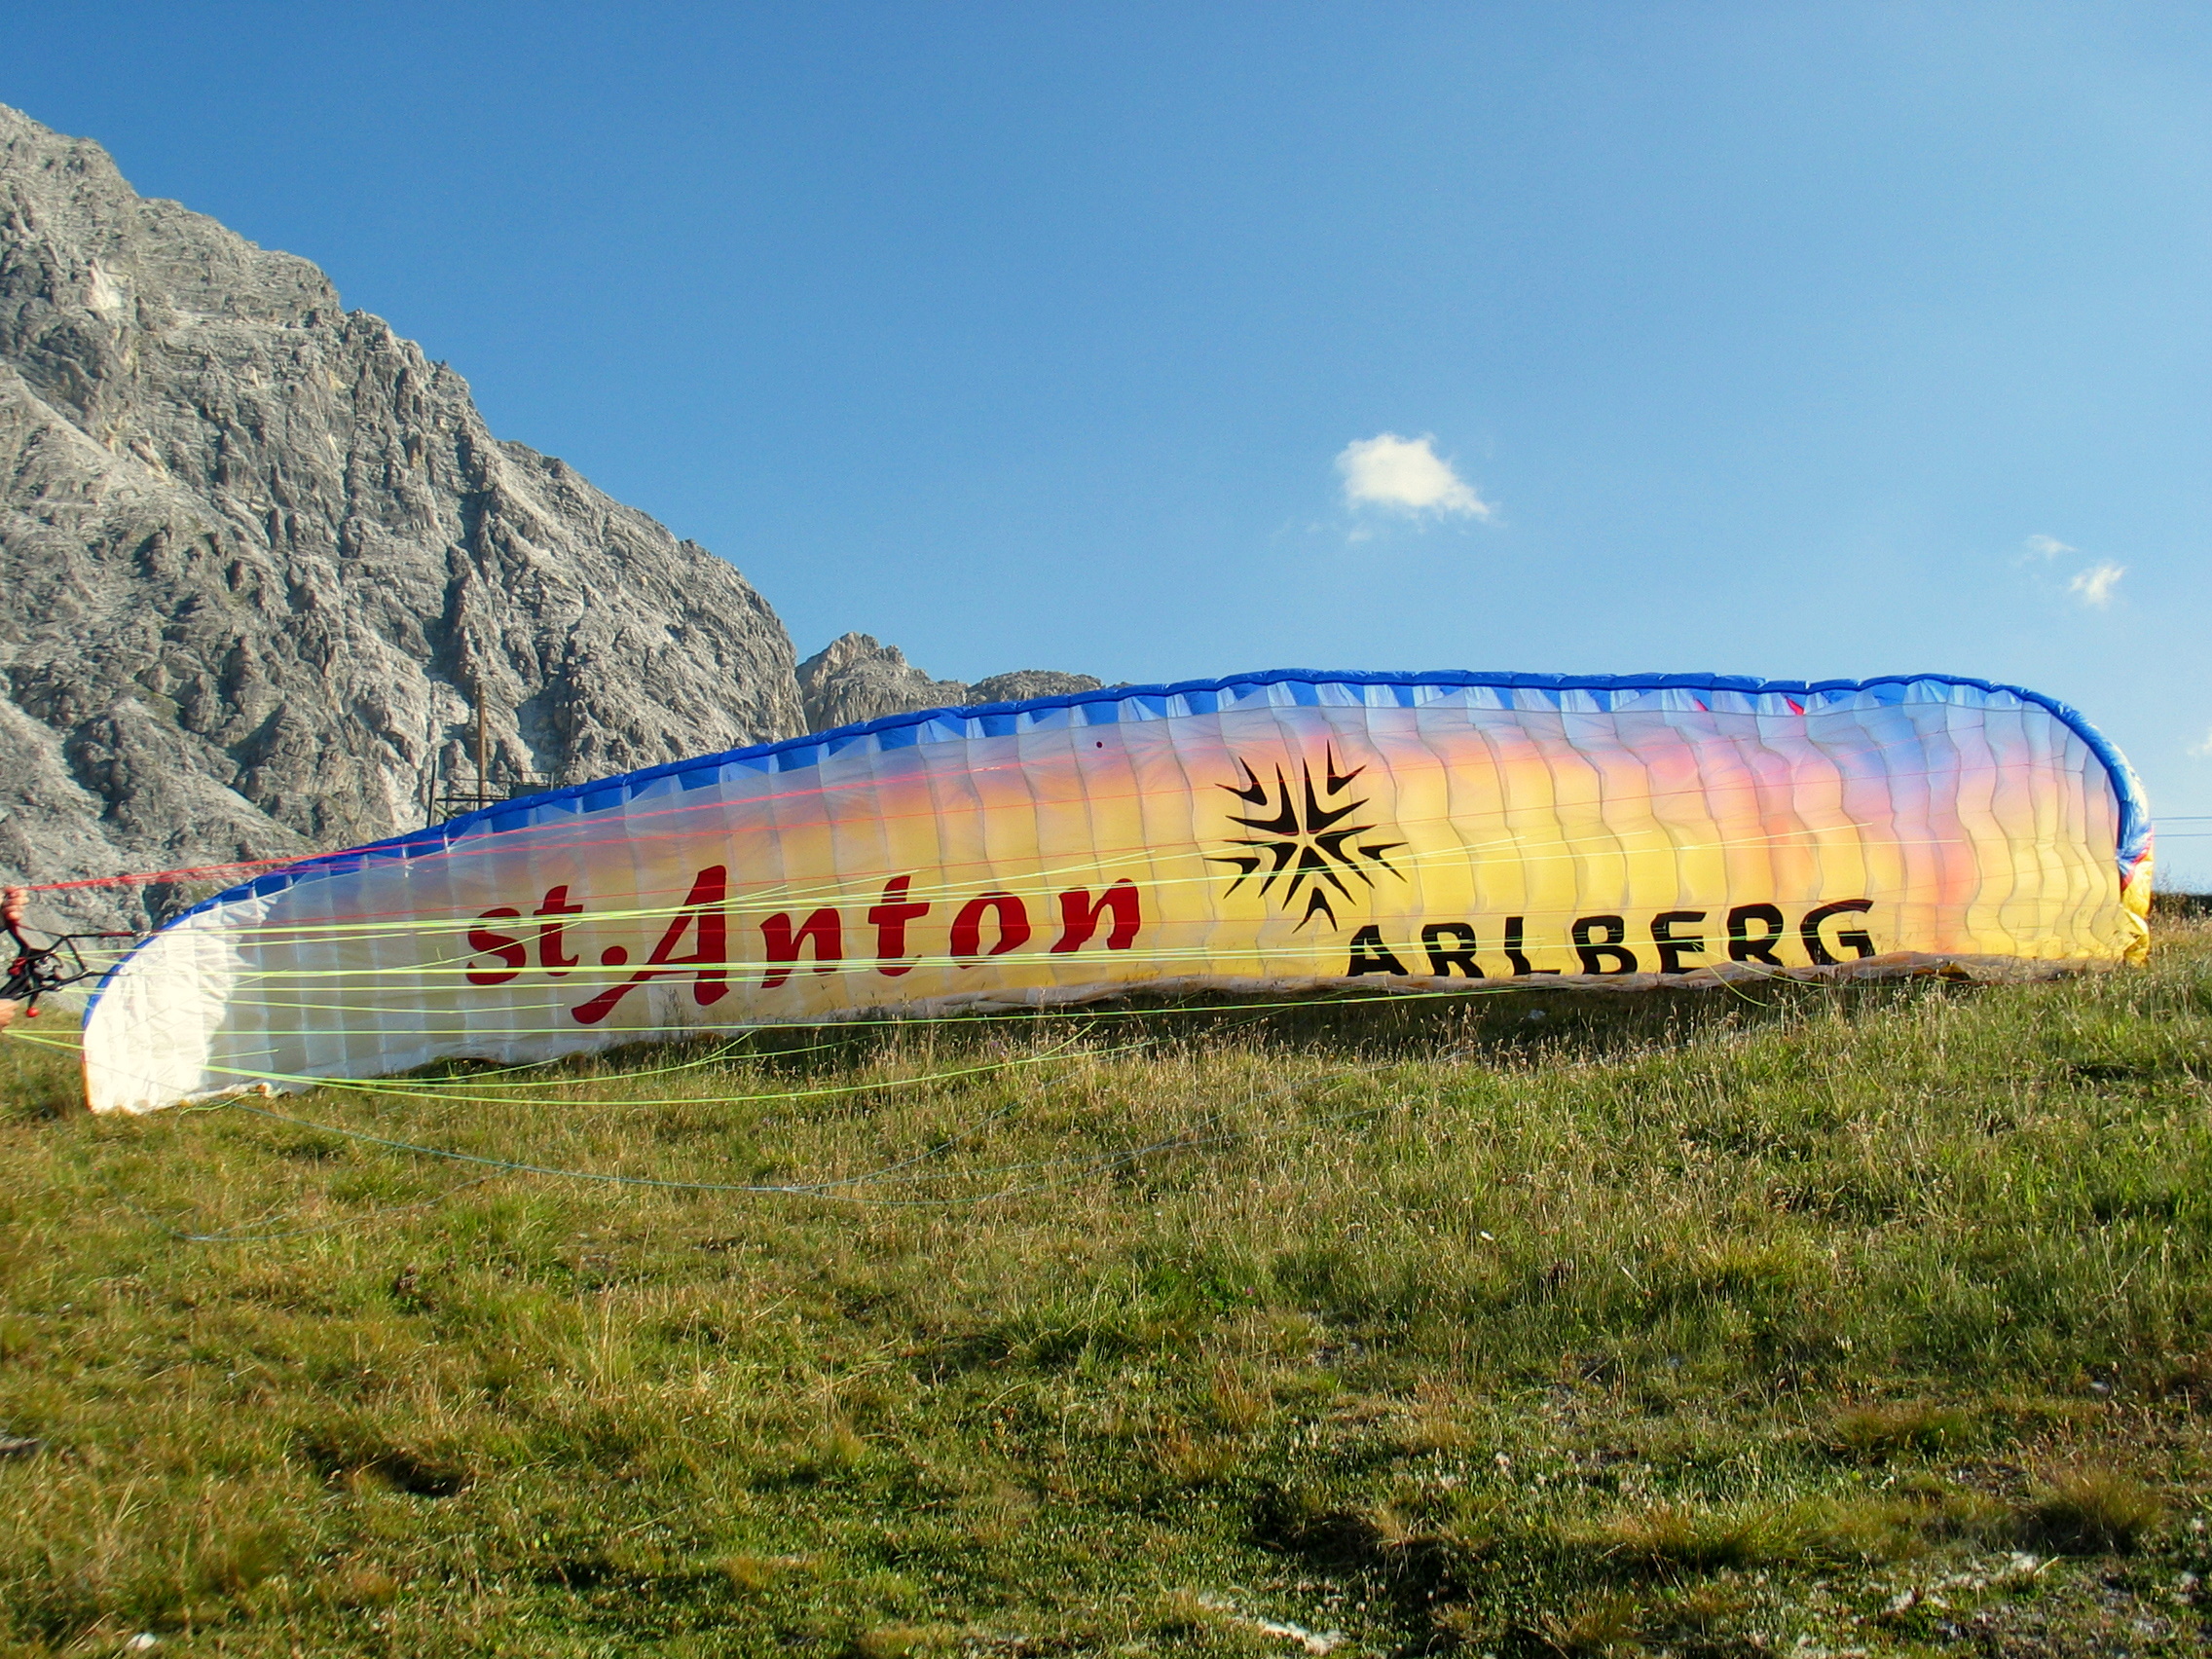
<box><xmin>82</xmin><ymin>671</ymin><xmax>2151</xmax><ymax>1113</ymax></box>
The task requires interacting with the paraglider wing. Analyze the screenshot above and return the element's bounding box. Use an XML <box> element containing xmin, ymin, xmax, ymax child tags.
<box><xmin>81</xmin><ymin>669</ymin><xmax>2151</xmax><ymax>1113</ymax></box>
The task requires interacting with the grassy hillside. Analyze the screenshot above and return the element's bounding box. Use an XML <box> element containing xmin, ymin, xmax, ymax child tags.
<box><xmin>5</xmin><ymin>923</ymin><xmax>2212</xmax><ymax>1656</ymax></box>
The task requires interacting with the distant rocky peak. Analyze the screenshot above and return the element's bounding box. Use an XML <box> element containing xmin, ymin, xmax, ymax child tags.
<box><xmin>797</xmin><ymin>632</ymin><xmax>1102</xmax><ymax>733</ymax></box>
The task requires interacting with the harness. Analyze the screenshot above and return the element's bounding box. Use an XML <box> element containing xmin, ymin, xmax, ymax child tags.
<box><xmin>2</xmin><ymin>912</ymin><xmax>134</xmax><ymax>1015</ymax></box>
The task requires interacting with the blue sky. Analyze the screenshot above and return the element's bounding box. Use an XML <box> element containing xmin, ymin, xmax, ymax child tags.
<box><xmin>10</xmin><ymin>3</ymin><xmax>2212</xmax><ymax>878</ymax></box>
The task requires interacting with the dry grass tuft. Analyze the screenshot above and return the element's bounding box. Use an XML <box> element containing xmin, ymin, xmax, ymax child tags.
<box><xmin>2023</xmin><ymin>1465</ymin><xmax>2167</xmax><ymax>1554</ymax></box>
<box><xmin>1572</xmin><ymin>1499</ymin><xmax>1823</xmax><ymax>1573</ymax></box>
<box><xmin>1827</xmin><ymin>1399</ymin><xmax>1972</xmax><ymax>1460</ymax></box>
<box><xmin>1537</xmin><ymin>1590</ymin><xmax>1644</xmax><ymax>1656</ymax></box>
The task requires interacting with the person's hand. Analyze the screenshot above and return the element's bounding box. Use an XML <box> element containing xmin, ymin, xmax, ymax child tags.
<box><xmin>0</xmin><ymin>998</ymin><xmax>21</xmax><ymax>1032</ymax></box>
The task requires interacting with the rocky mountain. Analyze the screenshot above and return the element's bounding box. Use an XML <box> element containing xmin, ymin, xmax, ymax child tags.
<box><xmin>0</xmin><ymin>103</ymin><xmax>1108</xmax><ymax>934</ymax></box>
<box><xmin>797</xmin><ymin>633</ymin><xmax>1103</xmax><ymax>732</ymax></box>
<box><xmin>0</xmin><ymin>102</ymin><xmax>805</xmax><ymax>928</ymax></box>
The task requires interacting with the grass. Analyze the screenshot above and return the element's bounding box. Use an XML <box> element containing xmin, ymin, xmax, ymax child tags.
<box><xmin>5</xmin><ymin>918</ymin><xmax>2212</xmax><ymax>1654</ymax></box>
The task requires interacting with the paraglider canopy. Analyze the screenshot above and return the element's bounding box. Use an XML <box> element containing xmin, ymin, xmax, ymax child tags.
<box><xmin>81</xmin><ymin>668</ymin><xmax>2150</xmax><ymax>1113</ymax></box>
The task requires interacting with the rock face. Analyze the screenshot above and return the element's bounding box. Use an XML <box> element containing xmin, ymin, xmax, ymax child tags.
<box><xmin>797</xmin><ymin>633</ymin><xmax>1102</xmax><ymax>732</ymax></box>
<box><xmin>0</xmin><ymin>104</ymin><xmax>804</xmax><ymax>928</ymax></box>
<box><xmin>796</xmin><ymin>634</ymin><xmax>969</xmax><ymax>734</ymax></box>
<box><xmin>965</xmin><ymin>667</ymin><xmax>1110</xmax><ymax>707</ymax></box>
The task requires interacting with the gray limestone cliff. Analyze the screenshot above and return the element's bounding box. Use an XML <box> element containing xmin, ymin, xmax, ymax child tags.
<box><xmin>797</xmin><ymin>633</ymin><xmax>1102</xmax><ymax>732</ymax></box>
<box><xmin>0</xmin><ymin>102</ymin><xmax>1116</xmax><ymax>935</ymax></box>
<box><xmin>0</xmin><ymin>104</ymin><xmax>805</xmax><ymax>927</ymax></box>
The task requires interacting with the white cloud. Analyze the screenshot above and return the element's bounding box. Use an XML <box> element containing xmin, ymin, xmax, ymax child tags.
<box><xmin>2067</xmin><ymin>562</ymin><xmax>2125</xmax><ymax>608</ymax></box>
<box><xmin>2191</xmin><ymin>728</ymin><xmax>2212</xmax><ymax>759</ymax></box>
<box><xmin>2023</xmin><ymin>533</ymin><xmax>2074</xmax><ymax>560</ymax></box>
<box><xmin>1336</xmin><ymin>433</ymin><xmax>1493</xmax><ymax>520</ymax></box>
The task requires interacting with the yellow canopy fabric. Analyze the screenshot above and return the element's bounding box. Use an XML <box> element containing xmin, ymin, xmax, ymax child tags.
<box><xmin>82</xmin><ymin>670</ymin><xmax>2151</xmax><ymax>1113</ymax></box>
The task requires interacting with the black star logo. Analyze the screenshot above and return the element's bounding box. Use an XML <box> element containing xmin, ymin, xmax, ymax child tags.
<box><xmin>1208</xmin><ymin>746</ymin><xmax>1407</xmax><ymax>929</ymax></box>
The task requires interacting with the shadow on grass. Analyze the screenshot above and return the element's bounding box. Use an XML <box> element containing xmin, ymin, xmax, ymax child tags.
<box><xmin>371</xmin><ymin>971</ymin><xmax>1984</xmax><ymax>1101</ymax></box>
